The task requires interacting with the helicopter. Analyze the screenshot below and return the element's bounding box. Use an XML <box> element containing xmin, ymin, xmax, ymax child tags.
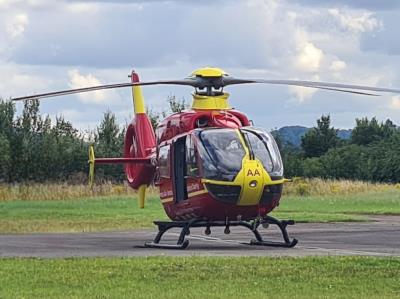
<box><xmin>12</xmin><ymin>67</ymin><xmax>400</xmax><ymax>249</ymax></box>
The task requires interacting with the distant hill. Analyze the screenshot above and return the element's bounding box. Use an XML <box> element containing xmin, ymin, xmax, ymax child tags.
<box><xmin>273</xmin><ymin>126</ymin><xmax>352</xmax><ymax>147</ymax></box>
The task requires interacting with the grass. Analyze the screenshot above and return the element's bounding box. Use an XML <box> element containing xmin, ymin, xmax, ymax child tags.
<box><xmin>283</xmin><ymin>178</ymin><xmax>399</xmax><ymax>196</ymax></box>
<box><xmin>272</xmin><ymin>189</ymin><xmax>400</xmax><ymax>222</ymax></box>
<box><xmin>0</xmin><ymin>196</ymin><xmax>167</xmax><ymax>233</ymax></box>
<box><xmin>0</xmin><ymin>182</ymin><xmax>138</xmax><ymax>201</ymax></box>
<box><xmin>0</xmin><ymin>190</ymin><xmax>399</xmax><ymax>234</ymax></box>
<box><xmin>0</xmin><ymin>256</ymin><xmax>399</xmax><ymax>299</ymax></box>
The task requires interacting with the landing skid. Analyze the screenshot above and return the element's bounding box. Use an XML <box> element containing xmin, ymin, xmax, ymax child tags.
<box><xmin>144</xmin><ymin>216</ymin><xmax>298</xmax><ymax>249</ymax></box>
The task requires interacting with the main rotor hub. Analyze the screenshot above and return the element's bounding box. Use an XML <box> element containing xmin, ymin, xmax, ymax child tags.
<box><xmin>190</xmin><ymin>67</ymin><xmax>229</xmax><ymax>96</ymax></box>
<box><xmin>190</xmin><ymin>67</ymin><xmax>228</xmax><ymax>78</ymax></box>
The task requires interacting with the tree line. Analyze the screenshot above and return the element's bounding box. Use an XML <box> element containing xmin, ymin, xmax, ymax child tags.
<box><xmin>276</xmin><ymin>115</ymin><xmax>400</xmax><ymax>183</ymax></box>
<box><xmin>1</xmin><ymin>97</ymin><xmax>399</xmax><ymax>183</ymax></box>
<box><xmin>0</xmin><ymin>96</ymin><xmax>186</xmax><ymax>183</ymax></box>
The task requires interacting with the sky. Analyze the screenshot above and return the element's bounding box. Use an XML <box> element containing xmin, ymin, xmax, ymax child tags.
<box><xmin>1</xmin><ymin>0</ymin><xmax>400</xmax><ymax>131</ymax></box>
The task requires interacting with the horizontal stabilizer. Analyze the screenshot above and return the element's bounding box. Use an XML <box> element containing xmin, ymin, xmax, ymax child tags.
<box><xmin>94</xmin><ymin>157</ymin><xmax>152</xmax><ymax>164</ymax></box>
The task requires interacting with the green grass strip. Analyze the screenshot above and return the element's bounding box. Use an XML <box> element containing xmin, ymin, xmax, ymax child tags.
<box><xmin>0</xmin><ymin>256</ymin><xmax>399</xmax><ymax>299</ymax></box>
<box><xmin>0</xmin><ymin>191</ymin><xmax>399</xmax><ymax>233</ymax></box>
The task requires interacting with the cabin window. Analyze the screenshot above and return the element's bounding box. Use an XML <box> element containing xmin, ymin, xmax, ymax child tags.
<box><xmin>158</xmin><ymin>144</ymin><xmax>170</xmax><ymax>178</ymax></box>
<box><xmin>186</xmin><ymin>135</ymin><xmax>199</xmax><ymax>177</ymax></box>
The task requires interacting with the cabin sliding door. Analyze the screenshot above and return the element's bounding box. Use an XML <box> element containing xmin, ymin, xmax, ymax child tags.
<box><xmin>173</xmin><ymin>137</ymin><xmax>188</xmax><ymax>203</ymax></box>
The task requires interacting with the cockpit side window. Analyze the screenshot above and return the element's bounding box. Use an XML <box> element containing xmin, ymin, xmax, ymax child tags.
<box><xmin>243</xmin><ymin>131</ymin><xmax>274</xmax><ymax>172</ymax></box>
<box><xmin>241</xmin><ymin>127</ymin><xmax>284</xmax><ymax>176</ymax></box>
<box><xmin>186</xmin><ymin>135</ymin><xmax>199</xmax><ymax>177</ymax></box>
<box><xmin>158</xmin><ymin>144</ymin><xmax>170</xmax><ymax>178</ymax></box>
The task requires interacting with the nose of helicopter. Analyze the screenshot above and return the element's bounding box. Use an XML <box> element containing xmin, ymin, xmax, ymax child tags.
<box><xmin>236</xmin><ymin>159</ymin><xmax>265</xmax><ymax>206</ymax></box>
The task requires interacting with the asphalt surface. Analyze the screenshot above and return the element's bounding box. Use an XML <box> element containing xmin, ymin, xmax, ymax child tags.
<box><xmin>0</xmin><ymin>216</ymin><xmax>399</xmax><ymax>258</ymax></box>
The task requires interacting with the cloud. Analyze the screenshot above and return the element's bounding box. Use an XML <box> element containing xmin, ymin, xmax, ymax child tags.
<box><xmin>6</xmin><ymin>14</ymin><xmax>29</xmax><ymax>38</ymax></box>
<box><xmin>328</xmin><ymin>8</ymin><xmax>381</xmax><ymax>33</ymax></box>
<box><xmin>391</xmin><ymin>96</ymin><xmax>400</xmax><ymax>110</ymax></box>
<box><xmin>294</xmin><ymin>38</ymin><xmax>324</xmax><ymax>73</ymax></box>
<box><xmin>1</xmin><ymin>0</ymin><xmax>400</xmax><ymax>130</ymax></box>
<box><xmin>329</xmin><ymin>59</ymin><xmax>347</xmax><ymax>72</ymax></box>
<box><xmin>0</xmin><ymin>0</ymin><xmax>56</xmax><ymax>9</ymax></box>
<box><xmin>288</xmin><ymin>75</ymin><xmax>320</xmax><ymax>103</ymax></box>
<box><xmin>68</xmin><ymin>69</ymin><xmax>107</xmax><ymax>104</ymax></box>
<box><xmin>291</xmin><ymin>0</ymin><xmax>400</xmax><ymax>11</ymax></box>
<box><xmin>66</xmin><ymin>2</ymin><xmax>100</xmax><ymax>13</ymax></box>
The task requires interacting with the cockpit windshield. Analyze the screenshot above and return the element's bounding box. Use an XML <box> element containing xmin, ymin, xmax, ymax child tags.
<box><xmin>197</xmin><ymin>129</ymin><xmax>245</xmax><ymax>181</ymax></box>
<box><xmin>195</xmin><ymin>127</ymin><xmax>283</xmax><ymax>182</ymax></box>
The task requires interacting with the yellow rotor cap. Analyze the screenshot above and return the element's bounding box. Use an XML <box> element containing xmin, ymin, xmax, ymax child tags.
<box><xmin>191</xmin><ymin>67</ymin><xmax>228</xmax><ymax>78</ymax></box>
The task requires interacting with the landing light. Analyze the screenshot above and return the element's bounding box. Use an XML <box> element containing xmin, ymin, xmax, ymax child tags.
<box><xmin>249</xmin><ymin>180</ymin><xmax>258</xmax><ymax>188</ymax></box>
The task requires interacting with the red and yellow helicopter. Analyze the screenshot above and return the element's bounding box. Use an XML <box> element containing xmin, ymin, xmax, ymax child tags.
<box><xmin>12</xmin><ymin>67</ymin><xmax>400</xmax><ymax>249</ymax></box>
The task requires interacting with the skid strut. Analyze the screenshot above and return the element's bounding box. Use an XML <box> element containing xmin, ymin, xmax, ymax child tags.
<box><xmin>144</xmin><ymin>216</ymin><xmax>298</xmax><ymax>249</ymax></box>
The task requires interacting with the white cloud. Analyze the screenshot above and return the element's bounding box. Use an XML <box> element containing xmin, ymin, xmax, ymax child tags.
<box><xmin>68</xmin><ymin>69</ymin><xmax>107</xmax><ymax>104</ymax></box>
<box><xmin>328</xmin><ymin>8</ymin><xmax>381</xmax><ymax>33</ymax></box>
<box><xmin>0</xmin><ymin>0</ymin><xmax>59</xmax><ymax>9</ymax></box>
<box><xmin>0</xmin><ymin>63</ymin><xmax>52</xmax><ymax>99</ymax></box>
<box><xmin>329</xmin><ymin>59</ymin><xmax>347</xmax><ymax>72</ymax></box>
<box><xmin>6</xmin><ymin>13</ymin><xmax>28</xmax><ymax>38</ymax></box>
<box><xmin>390</xmin><ymin>96</ymin><xmax>400</xmax><ymax>110</ymax></box>
<box><xmin>67</xmin><ymin>2</ymin><xmax>99</xmax><ymax>14</ymax></box>
<box><xmin>294</xmin><ymin>37</ymin><xmax>324</xmax><ymax>73</ymax></box>
<box><xmin>288</xmin><ymin>75</ymin><xmax>320</xmax><ymax>103</ymax></box>
<box><xmin>1</xmin><ymin>0</ymin><xmax>399</xmax><ymax>130</ymax></box>
<box><xmin>294</xmin><ymin>29</ymin><xmax>324</xmax><ymax>72</ymax></box>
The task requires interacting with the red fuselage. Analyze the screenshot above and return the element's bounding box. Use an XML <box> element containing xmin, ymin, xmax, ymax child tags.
<box><xmin>153</xmin><ymin>109</ymin><xmax>283</xmax><ymax>221</ymax></box>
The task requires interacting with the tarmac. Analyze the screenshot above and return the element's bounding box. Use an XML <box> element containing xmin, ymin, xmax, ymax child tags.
<box><xmin>0</xmin><ymin>216</ymin><xmax>399</xmax><ymax>258</ymax></box>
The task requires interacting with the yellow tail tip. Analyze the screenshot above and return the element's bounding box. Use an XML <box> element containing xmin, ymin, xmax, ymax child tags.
<box><xmin>88</xmin><ymin>145</ymin><xmax>95</xmax><ymax>189</ymax></box>
<box><xmin>138</xmin><ymin>185</ymin><xmax>147</xmax><ymax>209</ymax></box>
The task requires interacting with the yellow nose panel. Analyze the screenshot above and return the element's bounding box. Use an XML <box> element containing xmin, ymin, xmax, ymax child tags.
<box><xmin>238</xmin><ymin>160</ymin><xmax>265</xmax><ymax>206</ymax></box>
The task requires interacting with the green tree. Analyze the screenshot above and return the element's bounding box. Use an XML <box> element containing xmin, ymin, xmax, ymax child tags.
<box><xmin>281</xmin><ymin>146</ymin><xmax>304</xmax><ymax>178</ymax></box>
<box><xmin>301</xmin><ymin>115</ymin><xmax>339</xmax><ymax>158</ymax></box>
<box><xmin>0</xmin><ymin>100</ymin><xmax>14</xmax><ymax>181</ymax></box>
<box><xmin>351</xmin><ymin>117</ymin><xmax>381</xmax><ymax>145</ymax></box>
<box><xmin>96</xmin><ymin>110</ymin><xmax>121</xmax><ymax>155</ymax></box>
<box><xmin>167</xmin><ymin>94</ymin><xmax>188</xmax><ymax>113</ymax></box>
<box><xmin>319</xmin><ymin>145</ymin><xmax>368</xmax><ymax>180</ymax></box>
<box><xmin>366</xmin><ymin>131</ymin><xmax>400</xmax><ymax>182</ymax></box>
<box><xmin>95</xmin><ymin>110</ymin><xmax>124</xmax><ymax>181</ymax></box>
<box><xmin>146</xmin><ymin>107</ymin><xmax>165</xmax><ymax>131</ymax></box>
<box><xmin>0</xmin><ymin>133</ymin><xmax>11</xmax><ymax>181</ymax></box>
<box><xmin>302</xmin><ymin>158</ymin><xmax>324</xmax><ymax>178</ymax></box>
<box><xmin>0</xmin><ymin>99</ymin><xmax>15</xmax><ymax>138</ymax></box>
<box><xmin>351</xmin><ymin>117</ymin><xmax>396</xmax><ymax>146</ymax></box>
<box><xmin>146</xmin><ymin>94</ymin><xmax>188</xmax><ymax>130</ymax></box>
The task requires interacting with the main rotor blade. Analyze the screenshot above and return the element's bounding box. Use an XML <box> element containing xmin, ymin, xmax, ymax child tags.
<box><xmin>303</xmin><ymin>86</ymin><xmax>379</xmax><ymax>96</ymax></box>
<box><xmin>11</xmin><ymin>73</ymin><xmax>400</xmax><ymax>102</ymax></box>
<box><xmin>223</xmin><ymin>77</ymin><xmax>400</xmax><ymax>94</ymax></box>
<box><xmin>11</xmin><ymin>79</ymin><xmax>196</xmax><ymax>101</ymax></box>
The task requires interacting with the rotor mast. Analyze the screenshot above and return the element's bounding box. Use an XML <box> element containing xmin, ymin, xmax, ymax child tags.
<box><xmin>190</xmin><ymin>67</ymin><xmax>232</xmax><ymax>110</ymax></box>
